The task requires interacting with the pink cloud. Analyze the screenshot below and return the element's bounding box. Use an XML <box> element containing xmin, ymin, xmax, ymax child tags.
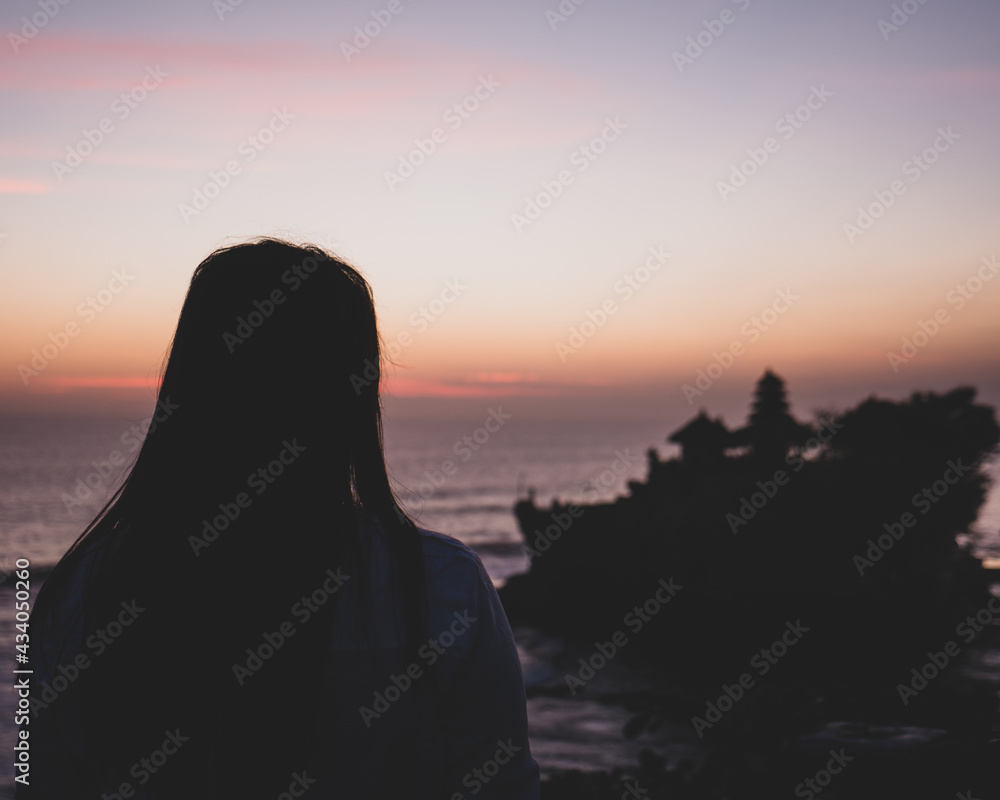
<box><xmin>848</xmin><ymin>64</ymin><xmax>1000</xmax><ymax>93</ymax></box>
<box><xmin>0</xmin><ymin>30</ymin><xmax>611</xmax><ymax>176</ymax></box>
<box><xmin>924</xmin><ymin>67</ymin><xmax>1000</xmax><ymax>90</ymax></box>
<box><xmin>2</xmin><ymin>32</ymin><xmax>590</xmax><ymax>96</ymax></box>
<box><xmin>0</xmin><ymin>142</ymin><xmax>54</xmax><ymax>158</ymax></box>
<box><xmin>0</xmin><ymin>178</ymin><xmax>48</xmax><ymax>194</ymax></box>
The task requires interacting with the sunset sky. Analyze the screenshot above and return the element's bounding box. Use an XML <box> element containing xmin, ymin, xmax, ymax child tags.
<box><xmin>1</xmin><ymin>0</ymin><xmax>998</xmax><ymax>423</ymax></box>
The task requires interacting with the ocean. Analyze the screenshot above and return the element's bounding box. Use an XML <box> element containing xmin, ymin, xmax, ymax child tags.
<box><xmin>1</xmin><ymin>412</ymin><xmax>999</xmax><ymax>794</ymax></box>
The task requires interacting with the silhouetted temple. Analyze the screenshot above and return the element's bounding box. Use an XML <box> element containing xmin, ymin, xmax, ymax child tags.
<box><xmin>667</xmin><ymin>410</ymin><xmax>730</xmax><ymax>464</ymax></box>
<box><xmin>501</xmin><ymin>369</ymin><xmax>1000</xmax><ymax>797</ymax></box>
<box><xmin>666</xmin><ymin>370</ymin><xmax>814</xmax><ymax>467</ymax></box>
<box><xmin>728</xmin><ymin>369</ymin><xmax>814</xmax><ymax>461</ymax></box>
<box><xmin>503</xmin><ymin>367</ymin><xmax>999</xmax><ymax>677</ymax></box>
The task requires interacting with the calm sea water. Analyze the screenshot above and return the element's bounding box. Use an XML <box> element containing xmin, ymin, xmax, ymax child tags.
<box><xmin>0</xmin><ymin>413</ymin><xmax>673</xmax><ymax>576</ymax></box>
<box><xmin>1</xmin><ymin>413</ymin><xmax>998</xmax><ymax>793</ymax></box>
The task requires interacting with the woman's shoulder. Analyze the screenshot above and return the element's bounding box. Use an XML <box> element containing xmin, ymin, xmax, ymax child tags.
<box><xmin>359</xmin><ymin>512</ymin><xmax>488</xmax><ymax>588</ymax></box>
<box><xmin>417</xmin><ymin>527</ymin><xmax>492</xmax><ymax>599</ymax></box>
<box><xmin>417</xmin><ymin>527</ymin><xmax>506</xmax><ymax>635</ymax></box>
<box><xmin>418</xmin><ymin>527</ymin><xmax>483</xmax><ymax>566</ymax></box>
<box><xmin>49</xmin><ymin>528</ymin><xmax>124</xmax><ymax>606</ymax></box>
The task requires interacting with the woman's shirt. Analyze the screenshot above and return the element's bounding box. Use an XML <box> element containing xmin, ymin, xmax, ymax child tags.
<box><xmin>17</xmin><ymin>517</ymin><xmax>540</xmax><ymax>799</ymax></box>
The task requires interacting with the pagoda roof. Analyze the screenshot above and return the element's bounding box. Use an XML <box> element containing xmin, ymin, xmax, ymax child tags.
<box><xmin>668</xmin><ymin>411</ymin><xmax>730</xmax><ymax>444</ymax></box>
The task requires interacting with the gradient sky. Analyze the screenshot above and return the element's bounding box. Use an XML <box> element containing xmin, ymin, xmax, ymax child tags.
<box><xmin>1</xmin><ymin>0</ymin><xmax>998</xmax><ymax>424</ymax></box>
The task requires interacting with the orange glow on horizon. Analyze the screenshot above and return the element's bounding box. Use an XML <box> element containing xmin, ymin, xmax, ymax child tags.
<box><xmin>466</xmin><ymin>372</ymin><xmax>539</xmax><ymax>384</ymax></box>
<box><xmin>383</xmin><ymin>376</ymin><xmax>557</xmax><ymax>398</ymax></box>
<box><xmin>46</xmin><ymin>376</ymin><xmax>161</xmax><ymax>392</ymax></box>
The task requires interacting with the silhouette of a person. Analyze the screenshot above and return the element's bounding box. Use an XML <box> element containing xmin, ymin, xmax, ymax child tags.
<box><xmin>20</xmin><ymin>239</ymin><xmax>540</xmax><ymax>799</ymax></box>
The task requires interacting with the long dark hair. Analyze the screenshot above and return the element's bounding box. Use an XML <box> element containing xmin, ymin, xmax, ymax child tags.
<box><xmin>32</xmin><ymin>238</ymin><xmax>426</xmax><ymax>796</ymax></box>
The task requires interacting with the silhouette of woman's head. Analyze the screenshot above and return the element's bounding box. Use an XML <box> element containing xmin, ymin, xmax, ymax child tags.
<box><xmin>35</xmin><ymin>238</ymin><xmax>426</xmax><ymax>796</ymax></box>
<box><xmin>141</xmin><ymin>238</ymin><xmax>387</xmax><ymax>508</ymax></box>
